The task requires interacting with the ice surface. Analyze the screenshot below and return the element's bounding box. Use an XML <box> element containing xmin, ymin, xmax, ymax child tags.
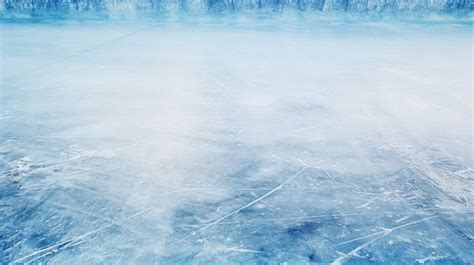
<box><xmin>1</xmin><ymin>16</ymin><xmax>473</xmax><ymax>264</ymax></box>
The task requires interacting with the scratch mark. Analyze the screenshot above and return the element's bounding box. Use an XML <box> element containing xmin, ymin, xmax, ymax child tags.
<box><xmin>10</xmin><ymin>207</ymin><xmax>154</xmax><ymax>264</ymax></box>
<box><xmin>331</xmin><ymin>215</ymin><xmax>438</xmax><ymax>265</ymax></box>
<box><xmin>5</xmin><ymin>28</ymin><xmax>148</xmax><ymax>83</ymax></box>
<box><xmin>185</xmin><ymin>167</ymin><xmax>307</xmax><ymax>239</ymax></box>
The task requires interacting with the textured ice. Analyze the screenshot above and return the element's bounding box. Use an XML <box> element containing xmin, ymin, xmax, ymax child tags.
<box><xmin>1</xmin><ymin>14</ymin><xmax>473</xmax><ymax>264</ymax></box>
<box><xmin>0</xmin><ymin>0</ymin><xmax>472</xmax><ymax>13</ymax></box>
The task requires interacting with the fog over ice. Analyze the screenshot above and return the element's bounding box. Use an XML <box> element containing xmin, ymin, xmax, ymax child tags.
<box><xmin>1</xmin><ymin>16</ymin><xmax>473</xmax><ymax>264</ymax></box>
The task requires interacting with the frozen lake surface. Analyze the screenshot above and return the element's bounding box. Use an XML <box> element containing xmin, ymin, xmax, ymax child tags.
<box><xmin>1</xmin><ymin>16</ymin><xmax>473</xmax><ymax>263</ymax></box>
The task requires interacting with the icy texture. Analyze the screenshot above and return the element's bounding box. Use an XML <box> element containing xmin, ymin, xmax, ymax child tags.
<box><xmin>0</xmin><ymin>0</ymin><xmax>472</xmax><ymax>13</ymax></box>
<box><xmin>1</xmin><ymin>18</ymin><xmax>473</xmax><ymax>264</ymax></box>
